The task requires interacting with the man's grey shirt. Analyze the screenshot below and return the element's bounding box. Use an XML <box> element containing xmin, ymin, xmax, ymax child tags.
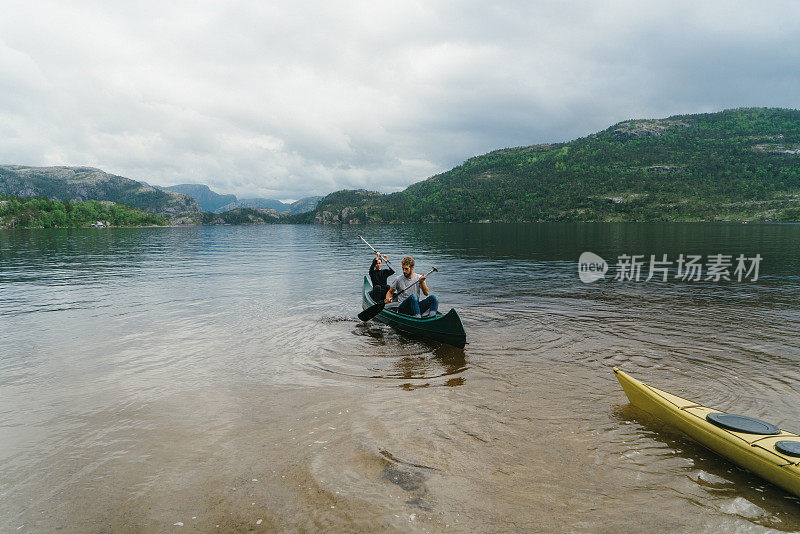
<box><xmin>390</xmin><ymin>273</ymin><xmax>421</xmax><ymax>302</ymax></box>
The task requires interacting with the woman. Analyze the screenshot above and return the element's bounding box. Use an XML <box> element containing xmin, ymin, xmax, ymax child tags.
<box><xmin>368</xmin><ymin>252</ymin><xmax>394</xmax><ymax>302</ymax></box>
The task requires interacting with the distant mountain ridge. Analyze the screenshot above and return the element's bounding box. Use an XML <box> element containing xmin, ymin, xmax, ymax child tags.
<box><xmin>215</xmin><ymin>198</ymin><xmax>288</xmax><ymax>213</ymax></box>
<box><xmin>287</xmin><ymin>196</ymin><xmax>323</xmax><ymax>214</ymax></box>
<box><xmin>0</xmin><ymin>167</ymin><xmax>322</xmax><ymax>219</ymax></box>
<box><xmin>214</xmin><ymin>196</ymin><xmax>323</xmax><ymax>214</ymax></box>
<box><xmin>156</xmin><ymin>182</ymin><xmax>322</xmax><ymax>214</ymax></box>
<box><xmin>0</xmin><ymin>165</ymin><xmax>200</xmax><ymax>214</ymax></box>
<box><xmin>157</xmin><ymin>184</ymin><xmax>236</xmax><ymax>212</ymax></box>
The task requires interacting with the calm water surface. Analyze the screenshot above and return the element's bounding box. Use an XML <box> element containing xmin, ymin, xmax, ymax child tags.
<box><xmin>1</xmin><ymin>223</ymin><xmax>800</xmax><ymax>532</ymax></box>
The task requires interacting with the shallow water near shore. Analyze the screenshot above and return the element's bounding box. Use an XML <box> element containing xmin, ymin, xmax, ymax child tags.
<box><xmin>1</xmin><ymin>223</ymin><xmax>800</xmax><ymax>532</ymax></box>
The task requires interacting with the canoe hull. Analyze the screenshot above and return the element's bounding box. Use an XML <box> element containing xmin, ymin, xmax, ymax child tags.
<box><xmin>614</xmin><ymin>367</ymin><xmax>800</xmax><ymax>498</ymax></box>
<box><xmin>362</xmin><ymin>276</ymin><xmax>466</xmax><ymax>349</ymax></box>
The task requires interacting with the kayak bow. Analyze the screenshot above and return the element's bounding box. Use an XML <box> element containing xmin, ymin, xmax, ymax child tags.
<box><xmin>614</xmin><ymin>367</ymin><xmax>800</xmax><ymax>498</ymax></box>
<box><xmin>362</xmin><ymin>276</ymin><xmax>466</xmax><ymax>349</ymax></box>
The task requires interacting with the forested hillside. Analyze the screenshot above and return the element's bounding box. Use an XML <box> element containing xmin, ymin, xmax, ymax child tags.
<box><xmin>0</xmin><ymin>195</ymin><xmax>168</xmax><ymax>228</ymax></box>
<box><xmin>308</xmin><ymin>108</ymin><xmax>800</xmax><ymax>223</ymax></box>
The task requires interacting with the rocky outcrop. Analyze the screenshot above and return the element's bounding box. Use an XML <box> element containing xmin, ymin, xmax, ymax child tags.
<box><xmin>313</xmin><ymin>206</ymin><xmax>367</xmax><ymax>224</ymax></box>
<box><xmin>310</xmin><ymin>189</ymin><xmax>386</xmax><ymax>224</ymax></box>
<box><xmin>164</xmin><ymin>207</ymin><xmax>283</xmax><ymax>225</ymax></box>
<box><xmin>611</xmin><ymin>119</ymin><xmax>691</xmax><ymax>138</ymax></box>
<box><xmin>314</xmin><ymin>210</ymin><xmax>340</xmax><ymax>224</ymax></box>
<box><xmin>751</xmin><ymin>143</ymin><xmax>800</xmax><ymax>155</ymax></box>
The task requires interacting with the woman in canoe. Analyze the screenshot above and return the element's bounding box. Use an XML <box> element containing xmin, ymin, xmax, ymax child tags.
<box><xmin>368</xmin><ymin>252</ymin><xmax>394</xmax><ymax>302</ymax></box>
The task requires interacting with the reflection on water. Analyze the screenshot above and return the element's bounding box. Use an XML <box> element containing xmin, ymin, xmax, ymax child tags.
<box><xmin>1</xmin><ymin>223</ymin><xmax>799</xmax><ymax>532</ymax></box>
<box><xmin>611</xmin><ymin>404</ymin><xmax>800</xmax><ymax>528</ymax></box>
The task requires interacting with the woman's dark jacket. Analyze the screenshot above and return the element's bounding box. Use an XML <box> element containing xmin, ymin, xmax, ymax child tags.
<box><xmin>369</xmin><ymin>259</ymin><xmax>394</xmax><ymax>302</ymax></box>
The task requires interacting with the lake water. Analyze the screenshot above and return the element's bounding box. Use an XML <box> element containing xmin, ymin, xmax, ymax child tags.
<box><xmin>1</xmin><ymin>223</ymin><xmax>800</xmax><ymax>532</ymax></box>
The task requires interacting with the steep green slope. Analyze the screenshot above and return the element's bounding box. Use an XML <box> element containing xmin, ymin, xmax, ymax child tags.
<box><xmin>311</xmin><ymin>108</ymin><xmax>800</xmax><ymax>223</ymax></box>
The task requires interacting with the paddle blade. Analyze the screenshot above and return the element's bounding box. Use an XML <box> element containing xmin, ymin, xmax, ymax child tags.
<box><xmin>358</xmin><ymin>301</ymin><xmax>385</xmax><ymax>321</ymax></box>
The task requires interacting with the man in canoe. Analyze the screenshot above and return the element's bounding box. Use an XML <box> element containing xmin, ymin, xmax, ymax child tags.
<box><xmin>385</xmin><ymin>256</ymin><xmax>438</xmax><ymax>317</ymax></box>
<box><xmin>368</xmin><ymin>252</ymin><xmax>394</xmax><ymax>302</ymax></box>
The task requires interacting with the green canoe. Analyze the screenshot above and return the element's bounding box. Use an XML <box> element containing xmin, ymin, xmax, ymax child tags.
<box><xmin>362</xmin><ymin>276</ymin><xmax>467</xmax><ymax>349</ymax></box>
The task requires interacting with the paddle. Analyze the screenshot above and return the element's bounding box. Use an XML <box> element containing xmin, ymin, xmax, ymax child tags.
<box><xmin>358</xmin><ymin>267</ymin><xmax>437</xmax><ymax>322</ymax></box>
<box><xmin>359</xmin><ymin>235</ymin><xmax>392</xmax><ymax>268</ymax></box>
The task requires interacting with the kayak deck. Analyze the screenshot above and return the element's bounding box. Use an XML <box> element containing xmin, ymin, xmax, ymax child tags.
<box><xmin>614</xmin><ymin>367</ymin><xmax>800</xmax><ymax>498</ymax></box>
<box><xmin>362</xmin><ymin>276</ymin><xmax>466</xmax><ymax>349</ymax></box>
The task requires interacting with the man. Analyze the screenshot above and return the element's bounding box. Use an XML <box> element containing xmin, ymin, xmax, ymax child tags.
<box><xmin>385</xmin><ymin>256</ymin><xmax>438</xmax><ymax>317</ymax></box>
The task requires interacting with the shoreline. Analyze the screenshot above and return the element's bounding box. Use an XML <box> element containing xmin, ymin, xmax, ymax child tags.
<box><xmin>2</xmin><ymin>219</ymin><xmax>798</xmax><ymax>231</ymax></box>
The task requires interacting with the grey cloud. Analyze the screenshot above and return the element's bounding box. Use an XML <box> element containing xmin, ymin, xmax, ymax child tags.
<box><xmin>0</xmin><ymin>1</ymin><xmax>799</xmax><ymax>200</ymax></box>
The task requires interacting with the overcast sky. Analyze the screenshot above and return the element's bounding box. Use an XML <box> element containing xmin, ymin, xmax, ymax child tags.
<box><xmin>1</xmin><ymin>1</ymin><xmax>798</xmax><ymax>201</ymax></box>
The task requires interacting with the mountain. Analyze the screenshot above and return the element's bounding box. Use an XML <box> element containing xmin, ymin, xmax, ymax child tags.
<box><xmin>156</xmin><ymin>183</ymin><xmax>236</xmax><ymax>212</ymax></box>
<box><xmin>307</xmin><ymin>108</ymin><xmax>800</xmax><ymax>223</ymax></box>
<box><xmin>153</xmin><ymin>185</ymin><xmax>321</xmax><ymax>214</ymax></box>
<box><xmin>0</xmin><ymin>165</ymin><xmax>321</xmax><ymax>221</ymax></box>
<box><xmin>215</xmin><ymin>195</ymin><xmax>322</xmax><ymax>214</ymax></box>
<box><xmin>214</xmin><ymin>198</ymin><xmax>287</xmax><ymax>213</ymax></box>
<box><xmin>167</xmin><ymin>207</ymin><xmax>286</xmax><ymax>226</ymax></box>
<box><xmin>0</xmin><ymin>166</ymin><xmax>200</xmax><ymax>214</ymax></box>
<box><xmin>288</xmin><ymin>196</ymin><xmax>322</xmax><ymax>214</ymax></box>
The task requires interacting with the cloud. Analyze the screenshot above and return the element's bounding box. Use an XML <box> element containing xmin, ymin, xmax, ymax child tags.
<box><xmin>0</xmin><ymin>0</ymin><xmax>798</xmax><ymax>200</ymax></box>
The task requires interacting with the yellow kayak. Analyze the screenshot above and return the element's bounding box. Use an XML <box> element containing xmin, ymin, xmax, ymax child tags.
<box><xmin>614</xmin><ymin>367</ymin><xmax>800</xmax><ymax>497</ymax></box>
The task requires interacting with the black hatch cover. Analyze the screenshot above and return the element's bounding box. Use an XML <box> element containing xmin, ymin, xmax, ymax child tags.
<box><xmin>775</xmin><ymin>440</ymin><xmax>800</xmax><ymax>457</ymax></box>
<box><xmin>706</xmin><ymin>412</ymin><xmax>781</xmax><ymax>435</ymax></box>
